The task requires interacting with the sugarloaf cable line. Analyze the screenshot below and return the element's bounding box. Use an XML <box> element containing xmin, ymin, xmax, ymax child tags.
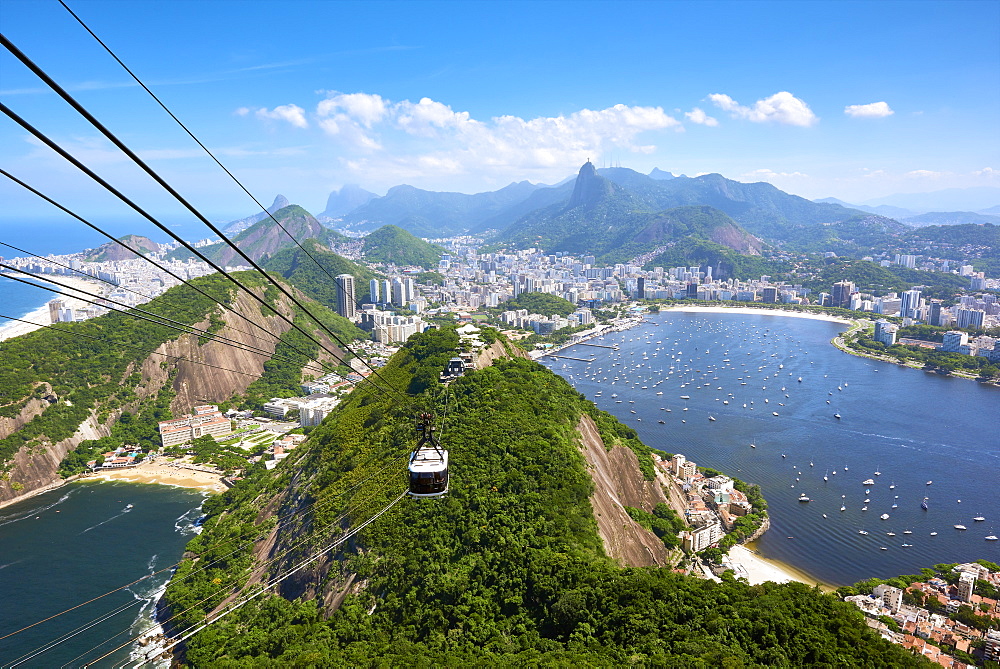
<box><xmin>0</xmin><ymin>450</ymin><xmax>409</xmax><ymax>650</ymax></box>
<box><xmin>0</xmin><ymin>345</ymin><xmax>426</xmax><ymax>645</ymax></box>
<box><xmin>67</xmin><ymin>481</ymin><xmax>409</xmax><ymax>668</ymax></box>
<box><xmin>0</xmin><ymin>241</ymin><xmax>334</xmax><ymax>375</ymax></box>
<box><xmin>81</xmin><ymin>488</ymin><xmax>410</xmax><ymax>668</ymax></box>
<box><xmin>0</xmin><ymin>41</ymin><xmax>407</xmax><ymax>405</ymax></box>
<box><xmin>57</xmin><ymin>0</ymin><xmax>383</xmax><ymax>317</ymax></box>
<box><xmin>0</xmin><ymin>267</ymin><xmax>333</xmax><ymax>376</ymax></box>
<box><xmin>0</xmin><ymin>101</ymin><xmax>397</xmax><ymax>405</ymax></box>
<box><xmin>0</xmin><ymin>169</ymin><xmax>336</xmax><ymax>368</ymax></box>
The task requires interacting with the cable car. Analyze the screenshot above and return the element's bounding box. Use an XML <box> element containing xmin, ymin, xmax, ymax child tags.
<box><xmin>408</xmin><ymin>413</ymin><xmax>449</xmax><ymax>498</ymax></box>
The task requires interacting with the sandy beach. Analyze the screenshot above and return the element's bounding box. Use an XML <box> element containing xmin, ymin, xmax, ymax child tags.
<box><xmin>0</xmin><ymin>275</ymin><xmax>109</xmax><ymax>341</ymax></box>
<box><xmin>89</xmin><ymin>460</ymin><xmax>228</xmax><ymax>493</ymax></box>
<box><xmin>727</xmin><ymin>544</ymin><xmax>831</xmax><ymax>590</ymax></box>
<box><xmin>661</xmin><ymin>304</ymin><xmax>853</xmax><ymax>325</ymax></box>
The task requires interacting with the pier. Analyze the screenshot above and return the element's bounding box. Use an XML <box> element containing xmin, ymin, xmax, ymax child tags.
<box><xmin>546</xmin><ymin>354</ymin><xmax>597</xmax><ymax>362</ymax></box>
<box><xmin>576</xmin><ymin>342</ymin><xmax>618</xmax><ymax>349</ymax></box>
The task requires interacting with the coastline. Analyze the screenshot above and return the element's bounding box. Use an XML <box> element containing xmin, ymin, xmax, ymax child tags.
<box><xmin>0</xmin><ymin>461</ymin><xmax>226</xmax><ymax>511</ymax></box>
<box><xmin>0</xmin><ymin>275</ymin><xmax>109</xmax><ymax>341</ymax></box>
<box><xmin>727</xmin><ymin>543</ymin><xmax>833</xmax><ymax>592</ymax></box>
<box><xmin>659</xmin><ymin>304</ymin><xmax>853</xmax><ymax>325</ymax></box>
<box><xmin>87</xmin><ymin>460</ymin><xmax>228</xmax><ymax>493</ymax></box>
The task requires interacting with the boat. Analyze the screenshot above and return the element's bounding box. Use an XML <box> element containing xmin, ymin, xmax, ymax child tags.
<box><xmin>772</xmin><ymin>411</ymin><xmax>779</xmax><ymax>416</ymax></box>
<box><xmin>886</xmin><ymin>532</ymin><xmax>896</xmax><ymax>536</ymax></box>
<box><xmin>862</xmin><ymin>478</ymin><xmax>875</xmax><ymax>486</ymax></box>
<box><xmin>901</xmin><ymin>543</ymin><xmax>912</xmax><ymax>548</ymax></box>
<box><xmin>974</xmin><ymin>516</ymin><xmax>986</xmax><ymax>522</ymax></box>
<box><xmin>880</xmin><ymin>513</ymin><xmax>889</xmax><ymax>520</ymax></box>
<box><xmin>889</xmin><ymin>483</ymin><xmax>895</xmax><ymax>489</ymax></box>
<box><xmin>834</xmin><ymin>414</ymin><xmax>841</xmax><ymax>419</ymax></box>
<box><xmin>798</xmin><ymin>377</ymin><xmax>802</xmax><ymax>382</ymax></box>
<box><xmin>858</xmin><ymin>530</ymin><xmax>868</xmax><ymax>535</ymax></box>
<box><xmin>921</xmin><ymin>499</ymin><xmax>929</xmax><ymax>510</ymax></box>
<box><xmin>798</xmin><ymin>494</ymin><xmax>811</xmax><ymax>502</ymax></box>
<box><xmin>125</xmin><ymin>504</ymin><xmax>134</xmax><ymax>510</ymax></box>
<box><xmin>658</xmin><ymin>420</ymin><xmax>665</xmax><ymax>424</ymax></box>
<box><xmin>930</xmin><ymin>532</ymin><xmax>937</xmax><ymax>536</ymax></box>
<box><xmin>880</xmin><ymin>547</ymin><xmax>887</xmax><ymax>550</ymax></box>
<box><xmin>708</xmin><ymin>416</ymin><xmax>716</xmax><ymax>421</ymax></box>
<box><xmin>954</xmin><ymin>525</ymin><xmax>967</xmax><ymax>530</ymax></box>
<box><xmin>987</xmin><ymin>535</ymin><xmax>998</xmax><ymax>541</ymax></box>
<box><xmin>680</xmin><ymin>395</ymin><xmax>690</xmax><ymax>399</ymax></box>
<box><xmin>903</xmin><ymin>529</ymin><xmax>912</xmax><ymax>535</ymax></box>
<box><xmin>926</xmin><ymin>480</ymin><xmax>933</xmax><ymax>485</ymax></box>
<box><xmin>840</xmin><ymin>506</ymin><xmax>846</xmax><ymax>511</ymax></box>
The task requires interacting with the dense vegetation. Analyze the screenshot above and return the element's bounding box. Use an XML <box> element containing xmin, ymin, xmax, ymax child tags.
<box><xmin>262</xmin><ymin>239</ymin><xmax>377</xmax><ymax>309</ymax></box>
<box><xmin>361</xmin><ymin>224</ymin><xmax>445</xmax><ymax>269</ymax></box>
<box><xmin>0</xmin><ymin>274</ymin><xmax>259</xmax><ymax>473</ymax></box>
<box><xmin>164</xmin><ymin>327</ymin><xmax>924</xmax><ymax>666</ymax></box>
<box><xmin>495</xmin><ymin>291</ymin><xmax>577</xmax><ymax>317</ymax></box>
<box><xmin>799</xmin><ymin>258</ymin><xmax>970</xmax><ymax>300</ymax></box>
<box><xmin>644</xmin><ymin>237</ymin><xmax>790</xmax><ymax>281</ymax></box>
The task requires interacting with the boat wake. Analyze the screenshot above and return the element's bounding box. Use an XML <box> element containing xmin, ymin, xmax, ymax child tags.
<box><xmin>0</xmin><ymin>489</ymin><xmax>75</xmax><ymax>528</ymax></box>
<box><xmin>79</xmin><ymin>505</ymin><xmax>133</xmax><ymax>534</ymax></box>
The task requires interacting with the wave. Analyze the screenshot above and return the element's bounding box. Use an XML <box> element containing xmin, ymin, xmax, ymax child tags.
<box><xmin>79</xmin><ymin>505</ymin><xmax>133</xmax><ymax>535</ymax></box>
<box><xmin>0</xmin><ymin>489</ymin><xmax>75</xmax><ymax>528</ymax></box>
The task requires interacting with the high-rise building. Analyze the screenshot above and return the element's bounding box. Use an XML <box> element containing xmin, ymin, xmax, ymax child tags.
<box><xmin>942</xmin><ymin>331</ymin><xmax>969</xmax><ymax>352</ymax></box>
<box><xmin>762</xmin><ymin>287</ymin><xmax>778</xmax><ymax>304</ymax></box>
<box><xmin>874</xmin><ymin>320</ymin><xmax>898</xmax><ymax>346</ymax></box>
<box><xmin>901</xmin><ymin>289</ymin><xmax>922</xmax><ymax>319</ymax></box>
<box><xmin>956</xmin><ymin>308</ymin><xmax>985</xmax><ymax>330</ymax></box>
<box><xmin>636</xmin><ymin>277</ymin><xmax>645</xmax><ymax>300</ymax></box>
<box><xmin>369</xmin><ymin>279</ymin><xmax>380</xmax><ymax>304</ymax></box>
<box><xmin>336</xmin><ymin>274</ymin><xmax>356</xmax><ymax>320</ymax></box>
<box><xmin>831</xmin><ymin>281</ymin><xmax>855</xmax><ymax>308</ymax></box>
<box><xmin>957</xmin><ymin>571</ymin><xmax>976</xmax><ymax>603</ymax></box>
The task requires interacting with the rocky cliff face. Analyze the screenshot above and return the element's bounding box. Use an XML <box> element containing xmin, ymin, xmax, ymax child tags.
<box><xmin>0</xmin><ymin>287</ymin><xmax>314</xmax><ymax>507</ymax></box>
<box><xmin>575</xmin><ymin>414</ymin><xmax>670</xmax><ymax>567</ymax></box>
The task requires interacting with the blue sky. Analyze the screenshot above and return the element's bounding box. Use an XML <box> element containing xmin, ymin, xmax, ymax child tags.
<box><xmin>1</xmin><ymin>0</ymin><xmax>998</xmax><ymax>222</ymax></box>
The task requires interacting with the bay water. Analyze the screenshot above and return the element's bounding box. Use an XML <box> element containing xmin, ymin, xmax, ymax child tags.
<box><xmin>542</xmin><ymin>310</ymin><xmax>1000</xmax><ymax>585</ymax></box>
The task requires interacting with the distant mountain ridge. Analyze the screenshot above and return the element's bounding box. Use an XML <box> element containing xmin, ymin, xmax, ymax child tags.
<box><xmin>341</xmin><ymin>181</ymin><xmax>542</xmax><ymax>236</ymax></box>
<box><xmin>222</xmin><ymin>194</ymin><xmax>290</xmax><ymax>235</ymax></box>
<box><xmin>172</xmin><ymin>204</ymin><xmax>343</xmax><ymax>265</ymax></box>
<box><xmin>493</xmin><ymin>162</ymin><xmax>764</xmax><ymax>261</ymax></box>
<box><xmin>319</xmin><ymin>184</ymin><xmax>378</xmax><ymax>219</ymax></box>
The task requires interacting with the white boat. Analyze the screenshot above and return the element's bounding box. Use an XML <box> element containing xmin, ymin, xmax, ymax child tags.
<box><xmin>858</xmin><ymin>530</ymin><xmax>868</xmax><ymax>535</ymax></box>
<box><xmin>798</xmin><ymin>494</ymin><xmax>811</xmax><ymax>502</ymax></box>
<box><xmin>862</xmin><ymin>478</ymin><xmax>875</xmax><ymax>486</ymax></box>
<box><xmin>954</xmin><ymin>525</ymin><xmax>967</xmax><ymax>530</ymax></box>
<box><xmin>926</xmin><ymin>480</ymin><xmax>933</xmax><ymax>485</ymax></box>
<box><xmin>987</xmin><ymin>535</ymin><xmax>998</xmax><ymax>541</ymax></box>
<box><xmin>974</xmin><ymin>516</ymin><xmax>986</xmax><ymax>522</ymax></box>
<box><xmin>930</xmin><ymin>532</ymin><xmax>937</xmax><ymax>536</ymax></box>
<box><xmin>772</xmin><ymin>411</ymin><xmax>779</xmax><ymax>416</ymax></box>
<box><xmin>880</xmin><ymin>514</ymin><xmax>889</xmax><ymax>520</ymax></box>
<box><xmin>903</xmin><ymin>529</ymin><xmax>912</xmax><ymax>534</ymax></box>
<box><xmin>708</xmin><ymin>416</ymin><xmax>716</xmax><ymax>421</ymax></box>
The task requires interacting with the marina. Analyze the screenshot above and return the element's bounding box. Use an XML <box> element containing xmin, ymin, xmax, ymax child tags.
<box><xmin>541</xmin><ymin>309</ymin><xmax>1000</xmax><ymax>585</ymax></box>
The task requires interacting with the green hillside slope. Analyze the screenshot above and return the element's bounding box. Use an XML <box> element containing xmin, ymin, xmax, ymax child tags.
<box><xmin>263</xmin><ymin>239</ymin><xmax>378</xmax><ymax>309</ymax></box>
<box><xmin>361</xmin><ymin>224</ymin><xmax>445</xmax><ymax>269</ymax></box>
<box><xmin>163</xmin><ymin>328</ymin><xmax>924</xmax><ymax>667</ymax></box>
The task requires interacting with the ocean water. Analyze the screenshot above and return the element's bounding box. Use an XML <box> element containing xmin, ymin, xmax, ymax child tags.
<box><xmin>0</xmin><ymin>276</ymin><xmax>56</xmax><ymax>326</ymax></box>
<box><xmin>542</xmin><ymin>310</ymin><xmax>1000</xmax><ymax>585</ymax></box>
<box><xmin>0</xmin><ymin>480</ymin><xmax>206</xmax><ymax>668</ymax></box>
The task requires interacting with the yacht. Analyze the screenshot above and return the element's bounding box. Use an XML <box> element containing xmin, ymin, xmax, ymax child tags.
<box><xmin>954</xmin><ymin>525</ymin><xmax>967</xmax><ymax>530</ymax></box>
<box><xmin>798</xmin><ymin>494</ymin><xmax>811</xmax><ymax>502</ymax></box>
<box><xmin>974</xmin><ymin>516</ymin><xmax>986</xmax><ymax>522</ymax></box>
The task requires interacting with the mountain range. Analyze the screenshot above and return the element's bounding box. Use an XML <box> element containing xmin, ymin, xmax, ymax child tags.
<box><xmin>222</xmin><ymin>194</ymin><xmax>290</xmax><ymax>235</ymax></box>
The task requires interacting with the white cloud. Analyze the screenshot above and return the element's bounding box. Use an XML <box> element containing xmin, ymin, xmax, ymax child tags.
<box><xmin>234</xmin><ymin>107</ymin><xmax>250</xmax><ymax>116</ymax></box>
<box><xmin>973</xmin><ymin>167</ymin><xmax>998</xmax><ymax>177</ymax></box>
<box><xmin>844</xmin><ymin>101</ymin><xmax>894</xmax><ymax>118</ymax></box>
<box><xmin>245</xmin><ymin>93</ymin><xmax>682</xmax><ymax>184</ymax></box>
<box><xmin>317</xmin><ymin>92</ymin><xmax>388</xmax><ymax>127</ymax></box>
<box><xmin>708</xmin><ymin>91</ymin><xmax>818</xmax><ymax>126</ymax></box>
<box><xmin>685</xmin><ymin>107</ymin><xmax>718</xmax><ymax>126</ymax></box>
<box><xmin>254</xmin><ymin>104</ymin><xmax>308</xmax><ymax>129</ymax></box>
<box><xmin>905</xmin><ymin>169</ymin><xmax>947</xmax><ymax>178</ymax></box>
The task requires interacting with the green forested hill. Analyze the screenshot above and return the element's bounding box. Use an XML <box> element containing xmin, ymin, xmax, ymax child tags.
<box><xmin>263</xmin><ymin>239</ymin><xmax>377</xmax><ymax>309</ymax></box>
<box><xmin>163</xmin><ymin>328</ymin><xmax>924</xmax><ymax>667</ymax></box>
<box><xmin>361</xmin><ymin>224</ymin><xmax>445</xmax><ymax>269</ymax></box>
<box><xmin>496</xmin><ymin>291</ymin><xmax>577</xmax><ymax>316</ymax></box>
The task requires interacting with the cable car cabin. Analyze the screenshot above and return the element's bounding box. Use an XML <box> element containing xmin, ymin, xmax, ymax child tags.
<box><xmin>408</xmin><ymin>446</ymin><xmax>449</xmax><ymax>498</ymax></box>
<box><xmin>408</xmin><ymin>412</ymin><xmax>449</xmax><ymax>498</ymax></box>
